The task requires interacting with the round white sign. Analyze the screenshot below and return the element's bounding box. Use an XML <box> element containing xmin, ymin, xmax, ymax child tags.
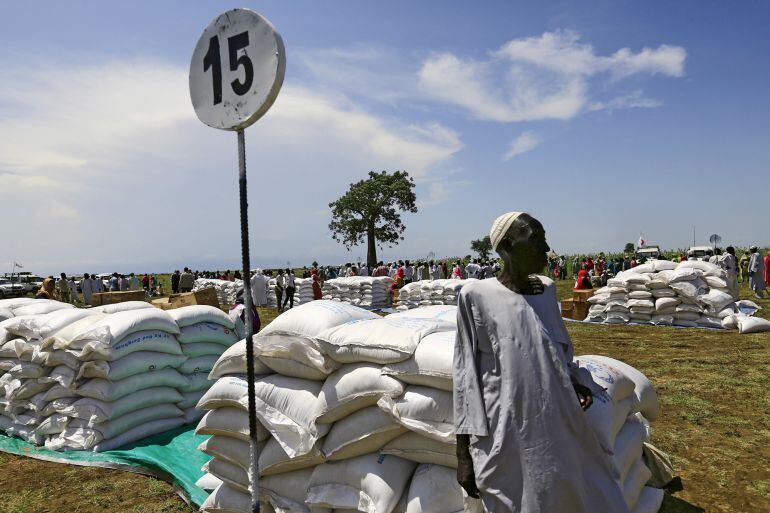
<box><xmin>189</xmin><ymin>8</ymin><xmax>286</xmax><ymax>131</ymax></box>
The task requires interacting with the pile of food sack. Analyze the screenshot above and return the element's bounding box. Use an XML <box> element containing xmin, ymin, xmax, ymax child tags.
<box><xmin>585</xmin><ymin>260</ymin><xmax>769</xmax><ymax>332</ymax></box>
<box><xmin>321</xmin><ymin>277</ymin><xmax>394</xmax><ymax>309</ymax></box>
<box><xmin>395</xmin><ymin>280</ymin><xmax>473</xmax><ymax>310</ymax></box>
<box><xmin>196</xmin><ymin>300</ymin><xmax>666</xmax><ymax>513</ymax></box>
<box><xmin>0</xmin><ymin>298</ymin><xmax>240</xmax><ymax>451</ymax></box>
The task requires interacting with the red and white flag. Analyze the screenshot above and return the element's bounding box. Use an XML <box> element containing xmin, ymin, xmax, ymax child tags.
<box><xmin>637</xmin><ymin>236</ymin><xmax>646</xmax><ymax>248</ymax></box>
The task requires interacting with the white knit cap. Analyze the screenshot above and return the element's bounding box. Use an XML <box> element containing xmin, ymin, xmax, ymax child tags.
<box><xmin>490</xmin><ymin>211</ymin><xmax>526</xmax><ymax>251</ymax></box>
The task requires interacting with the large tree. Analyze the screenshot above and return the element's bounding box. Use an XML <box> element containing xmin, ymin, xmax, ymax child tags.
<box><xmin>328</xmin><ymin>170</ymin><xmax>417</xmax><ymax>267</ymax></box>
<box><xmin>624</xmin><ymin>242</ymin><xmax>636</xmax><ymax>253</ymax></box>
<box><xmin>471</xmin><ymin>236</ymin><xmax>493</xmax><ymax>260</ymax></box>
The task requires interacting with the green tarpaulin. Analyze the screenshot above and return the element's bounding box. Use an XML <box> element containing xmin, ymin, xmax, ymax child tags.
<box><xmin>0</xmin><ymin>426</ymin><xmax>212</xmax><ymax>507</ymax></box>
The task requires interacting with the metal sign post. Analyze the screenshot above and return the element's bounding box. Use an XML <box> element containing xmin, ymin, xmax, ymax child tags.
<box><xmin>189</xmin><ymin>9</ymin><xmax>285</xmax><ymax>513</ymax></box>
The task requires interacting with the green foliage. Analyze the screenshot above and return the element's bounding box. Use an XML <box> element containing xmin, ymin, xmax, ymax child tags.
<box><xmin>328</xmin><ymin>171</ymin><xmax>417</xmax><ymax>266</ymax></box>
<box><xmin>471</xmin><ymin>236</ymin><xmax>493</xmax><ymax>260</ymax></box>
<box><xmin>624</xmin><ymin>242</ymin><xmax>636</xmax><ymax>253</ymax></box>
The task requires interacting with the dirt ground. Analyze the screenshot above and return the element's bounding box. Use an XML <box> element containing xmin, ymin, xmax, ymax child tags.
<box><xmin>1</xmin><ymin>284</ymin><xmax>768</xmax><ymax>513</ymax></box>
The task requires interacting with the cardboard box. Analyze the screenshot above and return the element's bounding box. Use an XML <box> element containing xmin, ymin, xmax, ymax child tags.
<box><xmin>167</xmin><ymin>288</ymin><xmax>219</xmax><ymax>309</ymax></box>
<box><xmin>90</xmin><ymin>290</ymin><xmax>146</xmax><ymax>307</ymax></box>
<box><xmin>561</xmin><ymin>298</ymin><xmax>590</xmax><ymax>321</ymax></box>
<box><xmin>151</xmin><ymin>298</ymin><xmax>177</xmax><ymax>311</ymax></box>
<box><xmin>572</xmin><ymin>289</ymin><xmax>595</xmax><ymax>303</ymax></box>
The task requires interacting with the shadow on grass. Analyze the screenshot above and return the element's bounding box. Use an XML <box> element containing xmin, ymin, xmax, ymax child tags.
<box><xmin>661</xmin><ymin>492</ymin><xmax>706</xmax><ymax>513</ymax></box>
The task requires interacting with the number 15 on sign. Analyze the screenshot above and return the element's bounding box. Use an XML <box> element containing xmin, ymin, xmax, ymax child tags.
<box><xmin>189</xmin><ymin>9</ymin><xmax>285</xmax><ymax>131</ymax></box>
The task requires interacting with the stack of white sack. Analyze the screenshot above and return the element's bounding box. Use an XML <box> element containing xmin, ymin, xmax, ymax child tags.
<box><xmin>292</xmin><ymin>278</ymin><xmax>314</xmax><ymax>307</ymax></box>
<box><xmin>574</xmin><ymin>355</ymin><xmax>665</xmax><ymax>513</ymax></box>
<box><xmin>0</xmin><ymin>302</ymin><xmax>239</xmax><ymax>452</ymax></box>
<box><xmin>395</xmin><ymin>279</ymin><xmax>474</xmax><ymax>311</ymax></box>
<box><xmin>198</xmin><ymin>301</ymin><xmax>665</xmax><ymax>513</ymax></box>
<box><xmin>267</xmin><ymin>278</ymin><xmax>278</xmax><ymax>308</ymax></box>
<box><xmin>0</xmin><ymin>300</ymin><xmax>81</xmax><ymax>443</ymax></box>
<box><xmin>193</xmin><ymin>279</ymin><xmax>243</xmax><ymax>306</ymax></box>
<box><xmin>321</xmin><ymin>276</ymin><xmax>394</xmax><ymax>309</ymax></box>
<box><xmin>585</xmin><ymin>260</ymin><xmax>770</xmax><ymax>332</ymax></box>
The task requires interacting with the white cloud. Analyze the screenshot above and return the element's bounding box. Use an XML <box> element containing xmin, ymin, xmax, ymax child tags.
<box><xmin>418</xmin><ymin>30</ymin><xmax>686</xmax><ymax>122</ymax></box>
<box><xmin>503</xmin><ymin>132</ymin><xmax>541</xmax><ymax>160</ymax></box>
<box><xmin>0</xmin><ymin>59</ymin><xmax>462</xmax><ymax>273</ymax></box>
<box><xmin>588</xmin><ymin>90</ymin><xmax>662</xmax><ymax>112</ymax></box>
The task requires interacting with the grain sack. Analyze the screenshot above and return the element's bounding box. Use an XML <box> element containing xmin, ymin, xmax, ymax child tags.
<box><xmin>13</xmin><ymin>301</ymin><xmax>74</xmax><ymax>316</ymax></box>
<box><xmin>201</xmin><ymin>483</ymin><xmax>252</xmax><ymax>513</ymax></box>
<box><xmin>205</xmin><ymin>457</ymin><xmax>249</xmax><ymax>493</ymax></box>
<box><xmin>55</xmin><ymin>309</ymin><xmax>180</xmax><ymax>349</ymax></box>
<box><xmin>622</xmin><ymin>459</ymin><xmax>653</xmax><ymax>510</ymax></box>
<box><xmin>197</xmin><ymin>375</ymin><xmax>322</xmax><ymax>457</ymax></box>
<box><xmin>306</xmin><ymin>453</ymin><xmax>416</xmax><ymax>513</ymax></box>
<box><xmin>76</xmin><ymin>351</ymin><xmax>188</xmax><ymax>381</ymax></box>
<box><xmin>196</xmin><ymin>407</ymin><xmax>271</xmax><ymax>443</ymax></box>
<box><xmin>57</xmin><ymin>386</ymin><xmax>184</xmax><ymax>423</ymax></box>
<box><xmin>319</xmin><ymin>317</ymin><xmax>449</xmax><ymax>364</ymax></box>
<box><xmin>611</xmin><ymin>416</ymin><xmax>648</xmax><ymax>480</ymax></box>
<box><xmin>208</xmin><ymin>339</ymin><xmax>285</xmax><ymax>380</ymax></box>
<box><xmin>93</xmin><ymin>301</ymin><xmax>155</xmax><ymax>314</ymax></box>
<box><xmin>169</xmin><ymin>305</ymin><xmax>235</xmax><ymax>329</ymax></box>
<box><xmin>315</xmin><ymin>363</ymin><xmax>404</xmax><ymax>423</ymax></box>
<box><xmin>74</xmin><ymin>368</ymin><xmax>188</xmax><ymax>401</ymax></box>
<box><xmin>196</xmin><ymin>473</ymin><xmax>223</xmax><ymax>492</ymax></box>
<box><xmin>258</xmin><ymin>437</ymin><xmax>325</xmax><ymax>476</ymax></box>
<box><xmin>261</xmin><ymin>467</ymin><xmax>316</xmax><ymax>513</ymax></box>
<box><xmin>378</xmin><ymin>386</ymin><xmax>454</xmax><ymax>443</ymax></box>
<box><xmin>5</xmin><ymin>309</ymin><xmax>98</xmax><ymax>341</ymax></box>
<box><xmin>380</xmin><ymin>431</ymin><xmax>457</xmax><ymax>468</ymax></box>
<box><xmin>178</xmin><ymin>355</ymin><xmax>220</xmax><ymax>374</ymax></box>
<box><xmin>198</xmin><ymin>435</ymin><xmax>255</xmax><ymax>472</ymax></box>
<box><xmin>322</xmin><ymin>406</ymin><xmax>408</xmax><ymax>461</ymax></box>
<box><xmin>71</xmin><ymin>330</ymin><xmax>184</xmax><ymax>362</ymax></box>
<box><xmin>405</xmin><ymin>464</ymin><xmax>464</xmax><ymax>513</ymax></box>
<box><xmin>178</xmin><ymin>324</ymin><xmax>238</xmax><ymax>346</ymax></box>
<box><xmin>579</xmin><ymin>355</ymin><xmax>659</xmax><ymax>421</ymax></box>
<box><xmin>632</xmin><ymin>487</ymin><xmax>665</xmax><ymax>513</ymax></box>
<box><xmin>381</xmin><ymin>331</ymin><xmax>454</xmax><ymax>392</ymax></box>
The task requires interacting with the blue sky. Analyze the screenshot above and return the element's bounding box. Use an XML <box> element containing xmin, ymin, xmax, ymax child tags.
<box><xmin>1</xmin><ymin>1</ymin><xmax>768</xmax><ymax>274</ymax></box>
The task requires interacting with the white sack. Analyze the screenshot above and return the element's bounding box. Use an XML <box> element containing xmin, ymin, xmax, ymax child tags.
<box><xmin>208</xmin><ymin>340</ymin><xmax>273</xmax><ymax>379</ymax></box>
<box><xmin>315</xmin><ymin>363</ymin><xmax>404</xmax><ymax>423</ymax></box>
<box><xmin>381</xmin><ymin>331</ymin><xmax>455</xmax><ymax>392</ymax></box>
<box><xmin>76</xmin><ymin>351</ymin><xmax>188</xmax><ymax>381</ymax></box>
<box><xmin>178</xmin><ymin>323</ymin><xmax>238</xmax><ymax>346</ymax></box>
<box><xmin>322</xmin><ymin>406</ymin><xmax>408</xmax><ymax>461</ymax></box>
<box><xmin>169</xmin><ymin>305</ymin><xmax>235</xmax><ymax>329</ymax></box>
<box><xmin>380</xmin><ymin>431</ymin><xmax>457</xmax><ymax>468</ymax></box>
<box><xmin>378</xmin><ymin>386</ymin><xmax>454</xmax><ymax>443</ymax></box>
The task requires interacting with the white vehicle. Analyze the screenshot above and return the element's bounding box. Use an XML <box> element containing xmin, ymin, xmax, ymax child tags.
<box><xmin>636</xmin><ymin>246</ymin><xmax>661</xmax><ymax>261</ymax></box>
<box><xmin>687</xmin><ymin>246</ymin><xmax>714</xmax><ymax>261</ymax></box>
<box><xmin>0</xmin><ymin>278</ymin><xmax>25</xmax><ymax>298</ymax></box>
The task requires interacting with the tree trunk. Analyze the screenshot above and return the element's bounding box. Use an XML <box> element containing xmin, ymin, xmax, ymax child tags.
<box><xmin>366</xmin><ymin>220</ymin><xmax>377</xmax><ymax>268</ymax></box>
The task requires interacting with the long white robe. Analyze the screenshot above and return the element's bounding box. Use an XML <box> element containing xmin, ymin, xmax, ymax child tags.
<box><xmin>129</xmin><ymin>276</ymin><xmax>139</xmax><ymax>290</ymax></box>
<box><xmin>82</xmin><ymin>278</ymin><xmax>94</xmax><ymax>305</ymax></box>
<box><xmin>749</xmin><ymin>252</ymin><xmax>765</xmax><ymax>297</ymax></box>
<box><xmin>250</xmin><ymin>273</ymin><xmax>268</xmax><ymax>307</ymax></box>
<box><xmin>453</xmin><ymin>277</ymin><xmax>628</xmax><ymax>513</ymax></box>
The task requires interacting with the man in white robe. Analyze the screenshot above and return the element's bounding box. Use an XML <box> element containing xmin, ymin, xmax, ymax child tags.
<box><xmin>81</xmin><ymin>273</ymin><xmax>94</xmax><ymax>305</ymax></box>
<box><xmin>720</xmin><ymin>247</ymin><xmax>739</xmax><ymax>299</ymax></box>
<box><xmin>250</xmin><ymin>269</ymin><xmax>268</xmax><ymax>307</ymax></box>
<box><xmin>748</xmin><ymin>246</ymin><xmax>765</xmax><ymax>298</ymax></box>
<box><xmin>129</xmin><ymin>273</ymin><xmax>140</xmax><ymax>291</ymax></box>
<box><xmin>453</xmin><ymin>211</ymin><xmax>628</xmax><ymax>513</ymax></box>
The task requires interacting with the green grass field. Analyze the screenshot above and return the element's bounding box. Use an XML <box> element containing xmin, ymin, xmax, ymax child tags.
<box><xmin>0</xmin><ymin>279</ymin><xmax>768</xmax><ymax>513</ymax></box>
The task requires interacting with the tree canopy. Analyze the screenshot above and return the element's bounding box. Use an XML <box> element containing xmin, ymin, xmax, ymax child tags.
<box><xmin>624</xmin><ymin>242</ymin><xmax>636</xmax><ymax>253</ymax></box>
<box><xmin>328</xmin><ymin>170</ymin><xmax>417</xmax><ymax>267</ymax></box>
<box><xmin>471</xmin><ymin>236</ymin><xmax>493</xmax><ymax>260</ymax></box>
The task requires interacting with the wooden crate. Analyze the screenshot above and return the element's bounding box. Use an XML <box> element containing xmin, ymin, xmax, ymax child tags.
<box><xmin>90</xmin><ymin>290</ymin><xmax>146</xmax><ymax>307</ymax></box>
<box><xmin>572</xmin><ymin>289</ymin><xmax>595</xmax><ymax>303</ymax></box>
<box><xmin>561</xmin><ymin>298</ymin><xmax>590</xmax><ymax>321</ymax></box>
<box><xmin>166</xmin><ymin>288</ymin><xmax>220</xmax><ymax>309</ymax></box>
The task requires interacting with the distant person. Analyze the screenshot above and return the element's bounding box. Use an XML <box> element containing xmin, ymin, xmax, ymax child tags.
<box><xmin>574</xmin><ymin>269</ymin><xmax>593</xmax><ymax>290</ymax></box>
<box><xmin>69</xmin><ymin>277</ymin><xmax>79</xmax><ymax>304</ymax></box>
<box><xmin>142</xmin><ymin>273</ymin><xmax>150</xmax><ymax>293</ymax></box>
<box><xmin>92</xmin><ymin>274</ymin><xmax>104</xmax><ymax>293</ymax></box>
<box><xmin>129</xmin><ymin>273</ymin><xmax>139</xmax><ymax>291</ymax></box>
<box><xmin>739</xmin><ymin>252</ymin><xmax>750</xmax><ymax>283</ymax></box>
<box><xmin>150</xmin><ymin>275</ymin><xmax>158</xmax><ymax>295</ymax></box>
<box><xmin>765</xmin><ymin>251</ymin><xmax>770</xmax><ymax>289</ymax></box>
<box><xmin>359</xmin><ymin>264</ymin><xmax>369</xmax><ymax>277</ymax></box>
<box><xmin>118</xmin><ymin>274</ymin><xmax>128</xmax><ymax>291</ymax></box>
<box><xmin>56</xmin><ymin>273</ymin><xmax>71</xmax><ymax>303</ymax></box>
<box><xmin>275</xmin><ymin>269</ymin><xmax>285</xmax><ymax>311</ymax></box>
<box><xmin>250</xmin><ymin>269</ymin><xmax>268</xmax><ymax>307</ymax></box>
<box><xmin>721</xmin><ymin>247</ymin><xmax>739</xmax><ymax>298</ymax></box>
<box><xmin>230</xmin><ymin>291</ymin><xmax>261</xmax><ymax>338</ymax></box>
<box><xmin>312</xmin><ymin>273</ymin><xmax>323</xmax><ymax>300</ymax></box>
<box><xmin>109</xmin><ymin>273</ymin><xmax>119</xmax><ymax>292</ymax></box>
<box><xmin>36</xmin><ymin>278</ymin><xmax>56</xmax><ymax>299</ymax></box>
<box><xmin>81</xmin><ymin>273</ymin><xmax>94</xmax><ymax>305</ymax></box>
<box><xmin>282</xmin><ymin>268</ymin><xmax>296</xmax><ymax>310</ymax></box>
<box><xmin>179</xmin><ymin>268</ymin><xmax>194</xmax><ymax>293</ymax></box>
<box><xmin>234</xmin><ymin>270</ymin><xmax>242</xmax><ymax>281</ymax></box>
<box><xmin>171</xmin><ymin>270</ymin><xmax>181</xmax><ymax>294</ymax></box>
<box><xmin>465</xmin><ymin>259</ymin><xmax>481</xmax><ymax>280</ymax></box>
<box><xmin>748</xmin><ymin>246</ymin><xmax>765</xmax><ymax>298</ymax></box>
<box><xmin>452</xmin><ymin>261</ymin><xmax>463</xmax><ymax>279</ymax></box>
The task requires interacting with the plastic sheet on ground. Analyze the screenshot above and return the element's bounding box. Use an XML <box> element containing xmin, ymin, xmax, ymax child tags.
<box><xmin>0</xmin><ymin>425</ymin><xmax>211</xmax><ymax>506</ymax></box>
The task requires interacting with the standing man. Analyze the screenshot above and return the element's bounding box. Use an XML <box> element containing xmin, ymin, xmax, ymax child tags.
<box><xmin>92</xmin><ymin>274</ymin><xmax>104</xmax><ymax>294</ymax></box>
<box><xmin>453</xmin><ymin>211</ymin><xmax>628</xmax><ymax>513</ymax></box>
<box><xmin>56</xmin><ymin>273</ymin><xmax>71</xmax><ymax>303</ymax></box>
<box><xmin>179</xmin><ymin>267</ymin><xmax>194</xmax><ymax>293</ymax></box>
<box><xmin>403</xmin><ymin>260</ymin><xmax>414</xmax><ymax>284</ymax></box>
<box><xmin>765</xmin><ymin>250</ymin><xmax>770</xmax><ymax>291</ymax></box>
<box><xmin>69</xmin><ymin>277</ymin><xmax>79</xmax><ymax>304</ymax></box>
<box><xmin>129</xmin><ymin>273</ymin><xmax>139</xmax><ymax>291</ymax></box>
<box><xmin>81</xmin><ymin>273</ymin><xmax>94</xmax><ymax>305</ymax></box>
<box><xmin>721</xmin><ymin>247</ymin><xmax>739</xmax><ymax>299</ymax></box>
<box><xmin>282</xmin><ymin>268</ymin><xmax>296</xmax><ymax>310</ymax></box>
<box><xmin>250</xmin><ymin>269</ymin><xmax>268</xmax><ymax>307</ymax></box>
<box><xmin>748</xmin><ymin>246</ymin><xmax>765</xmax><ymax>299</ymax></box>
<box><xmin>739</xmin><ymin>251</ymin><xmax>750</xmax><ymax>283</ymax></box>
<box><xmin>109</xmin><ymin>273</ymin><xmax>119</xmax><ymax>292</ymax></box>
<box><xmin>171</xmin><ymin>270</ymin><xmax>181</xmax><ymax>295</ymax></box>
